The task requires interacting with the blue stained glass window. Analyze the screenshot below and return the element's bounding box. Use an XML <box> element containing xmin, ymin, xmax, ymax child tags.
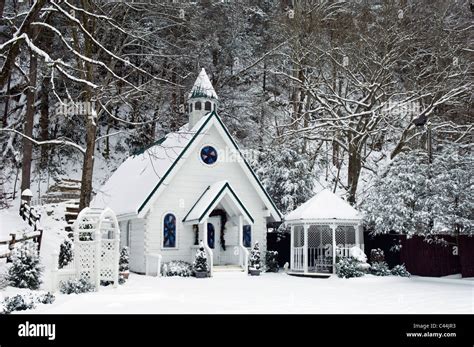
<box><xmin>163</xmin><ymin>213</ymin><xmax>176</xmax><ymax>248</ymax></box>
<box><xmin>207</xmin><ymin>223</ymin><xmax>215</xmax><ymax>249</ymax></box>
<box><xmin>200</xmin><ymin>146</ymin><xmax>218</xmax><ymax>165</ymax></box>
<box><xmin>243</xmin><ymin>225</ymin><xmax>251</xmax><ymax>248</ymax></box>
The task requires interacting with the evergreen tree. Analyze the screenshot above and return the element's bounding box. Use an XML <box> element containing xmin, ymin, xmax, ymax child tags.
<box><xmin>7</xmin><ymin>240</ymin><xmax>43</xmax><ymax>289</ymax></box>
<box><xmin>119</xmin><ymin>246</ymin><xmax>130</xmax><ymax>273</ymax></box>
<box><xmin>363</xmin><ymin>146</ymin><xmax>473</xmax><ymax>237</ymax></box>
<box><xmin>58</xmin><ymin>238</ymin><xmax>73</xmax><ymax>269</ymax></box>
<box><xmin>249</xmin><ymin>241</ymin><xmax>261</xmax><ymax>270</ymax></box>
<box><xmin>254</xmin><ymin>143</ymin><xmax>315</xmax><ymax>215</ymax></box>
<box><xmin>193</xmin><ymin>242</ymin><xmax>208</xmax><ymax>273</ymax></box>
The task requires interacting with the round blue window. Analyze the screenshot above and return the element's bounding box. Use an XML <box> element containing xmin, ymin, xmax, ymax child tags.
<box><xmin>200</xmin><ymin>146</ymin><xmax>218</xmax><ymax>165</ymax></box>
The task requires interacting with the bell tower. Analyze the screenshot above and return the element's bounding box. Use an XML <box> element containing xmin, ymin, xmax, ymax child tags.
<box><xmin>188</xmin><ymin>68</ymin><xmax>218</xmax><ymax>129</ymax></box>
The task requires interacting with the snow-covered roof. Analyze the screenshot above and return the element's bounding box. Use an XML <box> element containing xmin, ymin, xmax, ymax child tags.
<box><xmin>188</xmin><ymin>68</ymin><xmax>218</xmax><ymax>100</ymax></box>
<box><xmin>91</xmin><ymin>118</ymin><xmax>206</xmax><ymax>216</ymax></box>
<box><xmin>183</xmin><ymin>180</ymin><xmax>254</xmax><ymax>224</ymax></box>
<box><xmin>285</xmin><ymin>189</ymin><xmax>362</xmax><ymax>223</ymax></box>
<box><xmin>92</xmin><ymin>110</ymin><xmax>281</xmax><ymax>221</ymax></box>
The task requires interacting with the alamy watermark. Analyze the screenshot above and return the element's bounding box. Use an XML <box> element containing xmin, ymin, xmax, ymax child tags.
<box><xmin>55</xmin><ymin>100</ymin><xmax>96</xmax><ymax>117</ymax></box>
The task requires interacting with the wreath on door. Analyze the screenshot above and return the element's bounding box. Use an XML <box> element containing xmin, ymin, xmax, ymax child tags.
<box><xmin>210</xmin><ymin>209</ymin><xmax>227</xmax><ymax>251</ymax></box>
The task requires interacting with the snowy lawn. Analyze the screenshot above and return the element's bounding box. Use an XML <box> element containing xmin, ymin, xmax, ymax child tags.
<box><xmin>4</xmin><ymin>272</ymin><xmax>473</xmax><ymax>314</ymax></box>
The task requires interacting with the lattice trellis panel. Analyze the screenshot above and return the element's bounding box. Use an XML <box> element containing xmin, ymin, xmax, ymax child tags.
<box><xmin>308</xmin><ymin>225</ymin><xmax>320</xmax><ymax>248</ymax></box>
<box><xmin>75</xmin><ymin>242</ymin><xmax>98</xmax><ymax>283</ymax></box>
<box><xmin>293</xmin><ymin>226</ymin><xmax>304</xmax><ymax>247</ymax></box>
<box><xmin>320</xmin><ymin>226</ymin><xmax>332</xmax><ymax>250</ymax></box>
<box><xmin>100</xmin><ymin>240</ymin><xmax>116</xmax><ymax>281</ymax></box>
<box><xmin>336</xmin><ymin>225</ymin><xmax>356</xmax><ymax>247</ymax></box>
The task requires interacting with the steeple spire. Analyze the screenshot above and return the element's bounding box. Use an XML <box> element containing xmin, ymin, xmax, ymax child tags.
<box><xmin>188</xmin><ymin>68</ymin><xmax>218</xmax><ymax>100</ymax></box>
<box><xmin>187</xmin><ymin>68</ymin><xmax>218</xmax><ymax>129</ymax></box>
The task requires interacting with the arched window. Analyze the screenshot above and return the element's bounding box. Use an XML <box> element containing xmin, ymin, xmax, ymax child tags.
<box><xmin>207</xmin><ymin>222</ymin><xmax>215</xmax><ymax>249</ymax></box>
<box><xmin>205</xmin><ymin>101</ymin><xmax>212</xmax><ymax>111</ymax></box>
<box><xmin>243</xmin><ymin>225</ymin><xmax>251</xmax><ymax>248</ymax></box>
<box><xmin>189</xmin><ymin>103</ymin><xmax>193</xmax><ymax>112</ymax></box>
<box><xmin>195</xmin><ymin>101</ymin><xmax>202</xmax><ymax>110</ymax></box>
<box><xmin>163</xmin><ymin>213</ymin><xmax>177</xmax><ymax>248</ymax></box>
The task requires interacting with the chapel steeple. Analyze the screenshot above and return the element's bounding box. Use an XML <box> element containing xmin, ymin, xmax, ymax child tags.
<box><xmin>188</xmin><ymin>68</ymin><xmax>218</xmax><ymax>129</ymax></box>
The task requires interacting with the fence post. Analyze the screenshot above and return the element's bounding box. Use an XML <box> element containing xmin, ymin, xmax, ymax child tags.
<box><xmin>6</xmin><ymin>233</ymin><xmax>16</xmax><ymax>263</ymax></box>
<box><xmin>36</xmin><ymin>229</ymin><xmax>43</xmax><ymax>252</ymax></box>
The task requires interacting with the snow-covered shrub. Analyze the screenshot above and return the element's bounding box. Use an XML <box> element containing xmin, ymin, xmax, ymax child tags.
<box><xmin>161</xmin><ymin>261</ymin><xmax>193</xmax><ymax>277</ymax></box>
<box><xmin>370</xmin><ymin>248</ymin><xmax>385</xmax><ymax>263</ymax></box>
<box><xmin>370</xmin><ymin>262</ymin><xmax>391</xmax><ymax>276</ymax></box>
<box><xmin>336</xmin><ymin>258</ymin><xmax>365</xmax><ymax>278</ymax></box>
<box><xmin>192</xmin><ymin>243</ymin><xmax>208</xmax><ymax>273</ymax></box>
<box><xmin>248</xmin><ymin>242</ymin><xmax>261</xmax><ymax>270</ymax></box>
<box><xmin>59</xmin><ymin>278</ymin><xmax>94</xmax><ymax>294</ymax></box>
<box><xmin>265</xmin><ymin>251</ymin><xmax>279</xmax><ymax>272</ymax></box>
<box><xmin>391</xmin><ymin>264</ymin><xmax>411</xmax><ymax>277</ymax></box>
<box><xmin>118</xmin><ymin>274</ymin><xmax>126</xmax><ymax>285</ymax></box>
<box><xmin>350</xmin><ymin>246</ymin><xmax>368</xmax><ymax>263</ymax></box>
<box><xmin>8</xmin><ymin>240</ymin><xmax>43</xmax><ymax>289</ymax></box>
<box><xmin>3</xmin><ymin>294</ymin><xmax>35</xmax><ymax>314</ymax></box>
<box><xmin>119</xmin><ymin>246</ymin><xmax>129</xmax><ymax>272</ymax></box>
<box><xmin>58</xmin><ymin>238</ymin><xmax>73</xmax><ymax>269</ymax></box>
<box><xmin>37</xmin><ymin>292</ymin><xmax>56</xmax><ymax>304</ymax></box>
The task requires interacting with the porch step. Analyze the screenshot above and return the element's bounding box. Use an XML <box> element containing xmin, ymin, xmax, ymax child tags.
<box><xmin>213</xmin><ymin>265</ymin><xmax>245</xmax><ymax>272</ymax></box>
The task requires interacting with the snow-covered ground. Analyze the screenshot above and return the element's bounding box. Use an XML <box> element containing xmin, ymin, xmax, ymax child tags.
<box><xmin>2</xmin><ymin>272</ymin><xmax>472</xmax><ymax>314</ymax></box>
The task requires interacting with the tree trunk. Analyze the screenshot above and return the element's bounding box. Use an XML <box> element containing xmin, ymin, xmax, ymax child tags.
<box><xmin>79</xmin><ymin>116</ymin><xmax>96</xmax><ymax>210</ymax></box>
<box><xmin>20</xmin><ymin>51</ymin><xmax>38</xmax><ymax>192</ymax></box>
<box><xmin>347</xmin><ymin>141</ymin><xmax>362</xmax><ymax>205</ymax></box>
<box><xmin>39</xmin><ymin>76</ymin><xmax>49</xmax><ymax>169</ymax></box>
<box><xmin>78</xmin><ymin>0</ymin><xmax>96</xmax><ymax>210</ymax></box>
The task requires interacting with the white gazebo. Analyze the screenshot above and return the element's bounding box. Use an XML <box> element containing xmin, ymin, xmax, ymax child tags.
<box><xmin>285</xmin><ymin>189</ymin><xmax>364</xmax><ymax>276</ymax></box>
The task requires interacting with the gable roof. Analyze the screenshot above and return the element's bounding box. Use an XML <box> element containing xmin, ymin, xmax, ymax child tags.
<box><xmin>188</xmin><ymin>68</ymin><xmax>218</xmax><ymax>100</ymax></box>
<box><xmin>92</xmin><ymin>111</ymin><xmax>281</xmax><ymax>221</ymax></box>
<box><xmin>183</xmin><ymin>180</ymin><xmax>254</xmax><ymax>224</ymax></box>
<box><xmin>285</xmin><ymin>189</ymin><xmax>362</xmax><ymax>223</ymax></box>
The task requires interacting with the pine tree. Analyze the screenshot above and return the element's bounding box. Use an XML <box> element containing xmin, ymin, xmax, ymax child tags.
<box><xmin>193</xmin><ymin>242</ymin><xmax>208</xmax><ymax>273</ymax></box>
<box><xmin>58</xmin><ymin>238</ymin><xmax>73</xmax><ymax>269</ymax></box>
<box><xmin>119</xmin><ymin>246</ymin><xmax>130</xmax><ymax>273</ymax></box>
<box><xmin>7</xmin><ymin>240</ymin><xmax>43</xmax><ymax>289</ymax></box>
<box><xmin>249</xmin><ymin>242</ymin><xmax>261</xmax><ymax>270</ymax></box>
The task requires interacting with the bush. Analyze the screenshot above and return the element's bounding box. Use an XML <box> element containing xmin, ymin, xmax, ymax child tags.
<box><xmin>336</xmin><ymin>258</ymin><xmax>366</xmax><ymax>278</ymax></box>
<box><xmin>265</xmin><ymin>251</ymin><xmax>279</xmax><ymax>272</ymax></box>
<box><xmin>58</xmin><ymin>239</ymin><xmax>73</xmax><ymax>269</ymax></box>
<box><xmin>391</xmin><ymin>264</ymin><xmax>411</xmax><ymax>277</ymax></box>
<box><xmin>193</xmin><ymin>243</ymin><xmax>208</xmax><ymax>273</ymax></box>
<box><xmin>119</xmin><ymin>246</ymin><xmax>129</xmax><ymax>273</ymax></box>
<box><xmin>249</xmin><ymin>242</ymin><xmax>261</xmax><ymax>271</ymax></box>
<box><xmin>7</xmin><ymin>240</ymin><xmax>43</xmax><ymax>290</ymax></box>
<box><xmin>37</xmin><ymin>292</ymin><xmax>55</xmax><ymax>304</ymax></box>
<box><xmin>59</xmin><ymin>278</ymin><xmax>94</xmax><ymax>294</ymax></box>
<box><xmin>370</xmin><ymin>261</ymin><xmax>391</xmax><ymax>276</ymax></box>
<box><xmin>161</xmin><ymin>261</ymin><xmax>193</xmax><ymax>277</ymax></box>
<box><xmin>370</xmin><ymin>248</ymin><xmax>385</xmax><ymax>263</ymax></box>
<box><xmin>3</xmin><ymin>294</ymin><xmax>35</xmax><ymax>314</ymax></box>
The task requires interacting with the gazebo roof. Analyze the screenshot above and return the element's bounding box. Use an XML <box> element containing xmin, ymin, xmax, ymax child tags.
<box><xmin>285</xmin><ymin>189</ymin><xmax>362</xmax><ymax>223</ymax></box>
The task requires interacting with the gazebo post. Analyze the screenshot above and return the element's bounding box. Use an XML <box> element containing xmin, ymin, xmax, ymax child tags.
<box><xmin>290</xmin><ymin>225</ymin><xmax>294</xmax><ymax>271</ymax></box>
<box><xmin>303</xmin><ymin>224</ymin><xmax>309</xmax><ymax>273</ymax></box>
<box><xmin>331</xmin><ymin>223</ymin><xmax>337</xmax><ymax>274</ymax></box>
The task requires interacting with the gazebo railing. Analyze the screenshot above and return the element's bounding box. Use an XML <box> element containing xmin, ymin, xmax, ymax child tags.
<box><xmin>293</xmin><ymin>246</ymin><xmax>304</xmax><ymax>271</ymax></box>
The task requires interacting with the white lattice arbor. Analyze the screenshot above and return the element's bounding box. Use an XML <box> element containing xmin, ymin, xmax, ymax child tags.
<box><xmin>285</xmin><ymin>190</ymin><xmax>363</xmax><ymax>275</ymax></box>
<box><xmin>51</xmin><ymin>207</ymin><xmax>120</xmax><ymax>291</ymax></box>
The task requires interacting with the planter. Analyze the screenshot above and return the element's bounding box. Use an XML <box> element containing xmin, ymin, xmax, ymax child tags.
<box><xmin>120</xmin><ymin>272</ymin><xmax>129</xmax><ymax>279</ymax></box>
<box><xmin>195</xmin><ymin>271</ymin><xmax>208</xmax><ymax>278</ymax></box>
<box><xmin>249</xmin><ymin>269</ymin><xmax>261</xmax><ymax>276</ymax></box>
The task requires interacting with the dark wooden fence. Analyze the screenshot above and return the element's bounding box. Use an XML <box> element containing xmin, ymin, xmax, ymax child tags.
<box><xmin>0</xmin><ymin>230</ymin><xmax>43</xmax><ymax>261</ymax></box>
